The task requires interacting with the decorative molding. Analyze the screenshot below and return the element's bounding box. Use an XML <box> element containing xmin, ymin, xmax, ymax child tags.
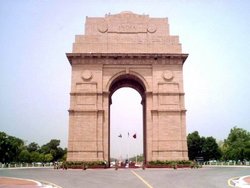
<box><xmin>151</xmin><ymin>109</ymin><xmax>186</xmax><ymax>113</ymax></box>
<box><xmin>66</xmin><ymin>53</ymin><xmax>188</xmax><ymax>65</ymax></box>
<box><xmin>68</xmin><ymin>109</ymin><xmax>104</xmax><ymax>114</ymax></box>
<box><xmin>97</xmin><ymin>22</ymin><xmax>108</xmax><ymax>33</ymax></box>
<box><xmin>152</xmin><ymin>150</ymin><xmax>188</xmax><ymax>152</ymax></box>
<box><xmin>81</xmin><ymin>70</ymin><xmax>93</xmax><ymax>81</ymax></box>
<box><xmin>162</xmin><ymin>70</ymin><xmax>173</xmax><ymax>81</ymax></box>
<box><xmin>147</xmin><ymin>24</ymin><xmax>157</xmax><ymax>33</ymax></box>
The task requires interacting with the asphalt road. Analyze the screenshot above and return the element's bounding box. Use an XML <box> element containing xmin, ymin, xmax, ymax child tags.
<box><xmin>0</xmin><ymin>167</ymin><xmax>249</xmax><ymax>188</ymax></box>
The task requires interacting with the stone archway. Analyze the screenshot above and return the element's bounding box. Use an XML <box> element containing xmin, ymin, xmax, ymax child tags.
<box><xmin>66</xmin><ymin>12</ymin><xmax>189</xmax><ymax>163</ymax></box>
<box><xmin>108</xmin><ymin>74</ymin><xmax>146</xmax><ymax>162</ymax></box>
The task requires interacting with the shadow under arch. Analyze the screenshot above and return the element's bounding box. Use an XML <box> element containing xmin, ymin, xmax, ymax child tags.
<box><xmin>106</xmin><ymin>70</ymin><xmax>149</xmax><ymax>94</ymax></box>
<box><xmin>108</xmin><ymin>74</ymin><xmax>147</xmax><ymax>165</ymax></box>
<box><xmin>109</xmin><ymin>74</ymin><xmax>146</xmax><ymax>98</ymax></box>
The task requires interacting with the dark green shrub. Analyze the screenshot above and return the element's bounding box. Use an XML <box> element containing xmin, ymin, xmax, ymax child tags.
<box><xmin>62</xmin><ymin>161</ymin><xmax>106</xmax><ymax>169</ymax></box>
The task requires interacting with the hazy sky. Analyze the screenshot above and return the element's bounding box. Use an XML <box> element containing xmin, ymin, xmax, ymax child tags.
<box><xmin>1</xmin><ymin>1</ymin><xmax>250</xmax><ymax>159</ymax></box>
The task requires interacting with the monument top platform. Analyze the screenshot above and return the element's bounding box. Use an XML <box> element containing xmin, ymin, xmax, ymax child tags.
<box><xmin>71</xmin><ymin>12</ymin><xmax>183</xmax><ymax>54</ymax></box>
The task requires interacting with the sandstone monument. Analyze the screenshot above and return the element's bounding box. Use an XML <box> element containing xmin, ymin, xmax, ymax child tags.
<box><xmin>66</xmin><ymin>11</ymin><xmax>188</xmax><ymax>163</ymax></box>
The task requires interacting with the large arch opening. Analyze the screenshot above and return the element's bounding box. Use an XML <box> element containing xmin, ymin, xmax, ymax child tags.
<box><xmin>109</xmin><ymin>74</ymin><xmax>146</xmax><ymax>166</ymax></box>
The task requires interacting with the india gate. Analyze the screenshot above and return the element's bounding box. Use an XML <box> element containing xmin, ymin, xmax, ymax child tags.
<box><xmin>66</xmin><ymin>11</ymin><xmax>188</xmax><ymax>163</ymax></box>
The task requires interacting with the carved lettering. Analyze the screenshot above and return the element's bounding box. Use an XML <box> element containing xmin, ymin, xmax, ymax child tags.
<box><xmin>108</xmin><ymin>23</ymin><xmax>147</xmax><ymax>33</ymax></box>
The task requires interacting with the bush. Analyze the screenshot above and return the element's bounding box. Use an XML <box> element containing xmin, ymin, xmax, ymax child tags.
<box><xmin>62</xmin><ymin>161</ymin><xmax>107</xmax><ymax>169</ymax></box>
<box><xmin>147</xmin><ymin>160</ymin><xmax>193</xmax><ymax>168</ymax></box>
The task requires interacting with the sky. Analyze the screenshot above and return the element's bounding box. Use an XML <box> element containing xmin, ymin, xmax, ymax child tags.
<box><xmin>0</xmin><ymin>0</ymin><xmax>250</xmax><ymax>159</ymax></box>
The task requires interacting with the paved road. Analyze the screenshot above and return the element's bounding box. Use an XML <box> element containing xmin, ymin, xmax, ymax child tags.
<box><xmin>0</xmin><ymin>167</ymin><xmax>249</xmax><ymax>188</ymax></box>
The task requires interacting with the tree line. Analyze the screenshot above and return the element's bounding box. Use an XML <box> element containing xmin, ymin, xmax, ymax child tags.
<box><xmin>188</xmin><ymin>127</ymin><xmax>250</xmax><ymax>162</ymax></box>
<box><xmin>0</xmin><ymin>131</ymin><xmax>66</xmax><ymax>163</ymax></box>
<box><xmin>1</xmin><ymin>126</ymin><xmax>249</xmax><ymax>163</ymax></box>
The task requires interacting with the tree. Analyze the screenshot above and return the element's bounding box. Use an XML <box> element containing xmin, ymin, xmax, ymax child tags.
<box><xmin>30</xmin><ymin>151</ymin><xmax>41</xmax><ymax>162</ymax></box>
<box><xmin>44</xmin><ymin>153</ymin><xmax>53</xmax><ymax>162</ymax></box>
<box><xmin>201</xmin><ymin>137</ymin><xmax>222</xmax><ymax>161</ymax></box>
<box><xmin>223</xmin><ymin>127</ymin><xmax>250</xmax><ymax>162</ymax></box>
<box><xmin>0</xmin><ymin>131</ymin><xmax>66</xmax><ymax>163</ymax></box>
<box><xmin>187</xmin><ymin>131</ymin><xmax>203</xmax><ymax>160</ymax></box>
<box><xmin>0</xmin><ymin>132</ymin><xmax>24</xmax><ymax>163</ymax></box>
<box><xmin>27</xmin><ymin>142</ymin><xmax>40</xmax><ymax>153</ymax></box>
<box><xmin>40</xmin><ymin>139</ymin><xmax>66</xmax><ymax>161</ymax></box>
<box><xmin>187</xmin><ymin>131</ymin><xmax>221</xmax><ymax>161</ymax></box>
<box><xmin>18</xmin><ymin>150</ymin><xmax>31</xmax><ymax>162</ymax></box>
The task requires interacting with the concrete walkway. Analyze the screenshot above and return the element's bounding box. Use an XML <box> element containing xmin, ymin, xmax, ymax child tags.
<box><xmin>0</xmin><ymin>177</ymin><xmax>42</xmax><ymax>187</ymax></box>
<box><xmin>0</xmin><ymin>177</ymin><xmax>61</xmax><ymax>188</ymax></box>
<box><xmin>1</xmin><ymin>167</ymin><xmax>250</xmax><ymax>188</ymax></box>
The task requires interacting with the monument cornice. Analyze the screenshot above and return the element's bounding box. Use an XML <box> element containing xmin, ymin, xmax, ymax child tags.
<box><xmin>152</xmin><ymin>150</ymin><xmax>188</xmax><ymax>152</ymax></box>
<box><xmin>66</xmin><ymin>53</ymin><xmax>188</xmax><ymax>65</ymax></box>
<box><xmin>151</xmin><ymin>109</ymin><xmax>187</xmax><ymax>113</ymax></box>
<box><xmin>68</xmin><ymin>109</ymin><xmax>104</xmax><ymax>115</ymax></box>
<box><xmin>152</xmin><ymin>139</ymin><xmax>188</xmax><ymax>142</ymax></box>
<box><xmin>67</xmin><ymin>150</ymin><xmax>104</xmax><ymax>153</ymax></box>
<box><xmin>154</xmin><ymin>92</ymin><xmax>185</xmax><ymax>95</ymax></box>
